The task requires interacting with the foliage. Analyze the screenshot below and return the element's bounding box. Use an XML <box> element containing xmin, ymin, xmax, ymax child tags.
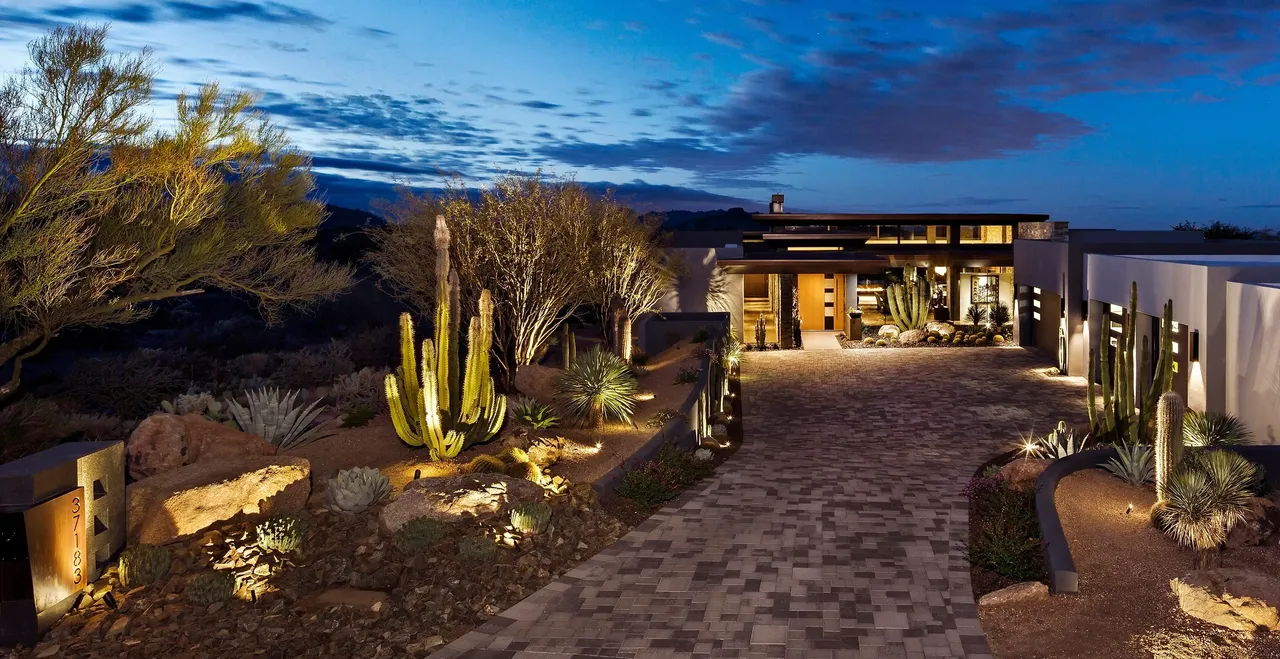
<box><xmin>186</xmin><ymin>570</ymin><xmax>236</xmax><ymax>605</ymax></box>
<box><xmin>346</xmin><ymin>324</ymin><xmax>400</xmax><ymax>370</ymax></box>
<box><xmin>694</xmin><ymin>448</ymin><xmax>714</xmax><ymax>461</ymax></box>
<box><xmin>255</xmin><ymin>514</ymin><xmax>308</xmax><ymax>553</ymax></box>
<box><xmin>716</xmin><ymin>332</ymin><xmax>742</xmax><ymax>372</ymax></box>
<box><xmin>510</xmin><ymin>501</ymin><xmax>553</xmax><ymax>534</ymax></box>
<box><xmin>966</xmin><ymin>305</ymin><xmax>988</xmax><ymax>326</ymax></box>
<box><xmin>1155</xmin><ymin>391</ymin><xmax>1186</xmax><ymax>501</ymax></box>
<box><xmin>1103</xmin><ymin>443</ymin><xmax>1155</xmax><ymax>486</ymax></box>
<box><xmin>616</xmin><ymin>467</ymin><xmax>677</xmax><ymax>510</ymax></box>
<box><xmin>674</xmin><ymin>365</ymin><xmax>701</xmax><ymax>384</ymax></box>
<box><xmin>118</xmin><ymin>544</ymin><xmax>171</xmax><ymax>588</ymax></box>
<box><xmin>0</xmin><ymin>397</ymin><xmax>67</xmax><ymax>462</ymax></box>
<box><xmin>331</xmin><ymin>367</ymin><xmax>390</xmax><ymax>414</ymax></box>
<box><xmin>463</xmin><ymin>454</ymin><xmax>507</xmax><ymax>474</ymax></box>
<box><xmin>1040</xmin><ymin>421</ymin><xmax>1087</xmax><ymax>458</ymax></box>
<box><xmin>160</xmin><ymin>392</ymin><xmax>230</xmax><ymax>424</ymax></box>
<box><xmin>511</xmin><ymin>396</ymin><xmax>559</xmax><ymax>430</ymax></box>
<box><xmin>690</xmin><ymin>328</ymin><xmax>710</xmax><ymax>344</ymax></box>
<box><xmin>990</xmin><ymin>302</ymin><xmax>1012</xmax><ymax>326</ymax></box>
<box><xmin>396</xmin><ymin>517</ymin><xmax>450</xmax><ymax>554</ymax></box>
<box><xmin>1171</xmin><ymin>220</ymin><xmax>1270</xmax><ymax>240</ymax></box>
<box><xmin>651</xmin><ymin>445</ymin><xmax>716</xmax><ymax>489</ymax></box>
<box><xmin>630</xmin><ymin>350</ymin><xmax>649</xmax><ymax>366</ymax></box>
<box><xmin>887</xmin><ymin>278</ymin><xmax>929</xmax><ymax>330</ymax></box>
<box><xmin>66</xmin><ymin>350</ymin><xmax>184</xmax><ymax>418</ymax></box>
<box><xmin>0</xmin><ymin>25</ymin><xmax>352</xmax><ymax>400</ymax></box>
<box><xmin>646</xmin><ymin>407</ymin><xmax>683</xmax><ymax>429</ymax></box>
<box><xmin>61</xmin><ymin>413</ymin><xmax>137</xmax><ymax>444</ymax></box>
<box><xmin>383</xmin><ymin>222</ymin><xmax>506</xmax><ymax>458</ymax></box>
<box><xmin>1184</xmin><ymin>410</ymin><xmax>1253</xmax><ymax>447</ymax></box>
<box><xmin>590</xmin><ymin>203</ymin><xmax>680</xmax><ymax>361</ymax></box>
<box><xmin>457</xmin><ymin>536</ymin><xmax>498</xmax><ymax>561</ymax></box>
<box><xmin>226</xmin><ymin>387</ymin><xmax>332</xmax><ymax>449</ymax></box>
<box><xmin>274</xmin><ymin>340</ymin><xmax>354</xmax><ymax>389</ymax></box>
<box><xmin>324</xmin><ymin>467</ymin><xmax>390</xmax><ymax>515</ymax></box>
<box><xmin>1155</xmin><ymin>451</ymin><xmax>1256</xmax><ymax>565</ymax></box>
<box><xmin>340</xmin><ymin>404</ymin><xmax>376</xmax><ymax>428</ymax></box>
<box><xmin>1088</xmin><ymin>282</ymin><xmax>1174</xmax><ymax>445</ymax></box>
<box><xmin>555</xmin><ymin>346</ymin><xmax>639</xmax><ymax>427</ymax></box>
<box><xmin>964</xmin><ymin>475</ymin><xmax>1043</xmax><ymax>582</ymax></box>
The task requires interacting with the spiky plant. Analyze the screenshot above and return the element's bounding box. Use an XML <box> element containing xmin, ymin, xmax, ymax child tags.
<box><xmin>226</xmin><ymin>387</ymin><xmax>332</xmax><ymax>449</ymax></box>
<box><xmin>396</xmin><ymin>517</ymin><xmax>450</xmax><ymax>554</ymax></box>
<box><xmin>1184</xmin><ymin>410</ymin><xmax>1253</xmax><ymax>447</ymax></box>
<box><xmin>966</xmin><ymin>305</ymin><xmax>987</xmax><ymax>326</ymax></box>
<box><xmin>1102</xmin><ymin>443</ymin><xmax>1155</xmax><ymax>486</ymax></box>
<box><xmin>511</xmin><ymin>396</ymin><xmax>559</xmax><ymax>430</ymax></box>
<box><xmin>255</xmin><ymin>514</ymin><xmax>308</xmax><ymax>553</ymax></box>
<box><xmin>990</xmin><ymin>302</ymin><xmax>1012</xmax><ymax>326</ymax></box>
<box><xmin>458</xmin><ymin>536</ymin><xmax>497</xmax><ymax>561</ymax></box>
<box><xmin>186</xmin><ymin>570</ymin><xmax>236</xmax><ymax>605</ymax></box>
<box><xmin>555</xmin><ymin>346</ymin><xmax>639</xmax><ymax>428</ymax></box>
<box><xmin>1040</xmin><ymin>421</ymin><xmax>1087</xmax><ymax>458</ymax></box>
<box><xmin>1155</xmin><ymin>391</ymin><xmax>1186</xmax><ymax>501</ymax></box>
<box><xmin>754</xmin><ymin>314</ymin><xmax>767</xmax><ymax>350</ymax></box>
<box><xmin>324</xmin><ymin>467</ymin><xmax>391</xmax><ymax>515</ymax></box>
<box><xmin>510</xmin><ymin>501</ymin><xmax>552</xmax><ymax>534</ymax></box>
<box><xmin>887</xmin><ymin>278</ymin><xmax>929</xmax><ymax>330</ymax></box>
<box><xmin>118</xmin><ymin>544</ymin><xmax>171</xmax><ymax>588</ymax></box>
<box><xmin>1155</xmin><ymin>450</ymin><xmax>1256</xmax><ymax>567</ymax></box>
<box><xmin>505</xmin><ymin>459</ymin><xmax>543</xmax><ymax>483</ymax></box>
<box><xmin>464</xmin><ymin>454</ymin><xmax>506</xmax><ymax>474</ymax></box>
<box><xmin>717</xmin><ymin>331</ymin><xmax>743</xmax><ymax>373</ymax></box>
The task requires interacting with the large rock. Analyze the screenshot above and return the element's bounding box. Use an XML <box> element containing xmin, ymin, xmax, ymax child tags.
<box><xmin>877</xmin><ymin>324</ymin><xmax>900</xmax><ymax>339</ymax></box>
<box><xmin>997</xmin><ymin>459</ymin><xmax>1051</xmax><ymax>491</ymax></box>
<box><xmin>127</xmin><ymin>456</ymin><xmax>310</xmax><ymax>545</ymax></box>
<box><xmin>127</xmin><ymin>413</ymin><xmax>276</xmax><ymax>480</ymax></box>
<box><xmin>512</xmin><ymin>364</ymin><xmax>561</xmax><ymax>404</ymax></box>
<box><xmin>379</xmin><ymin>472</ymin><xmax>544</xmax><ymax>535</ymax></box>
<box><xmin>1225</xmin><ymin>497</ymin><xmax>1280</xmax><ymax>549</ymax></box>
<box><xmin>925</xmin><ymin>321</ymin><xmax>957</xmax><ymax>337</ymax></box>
<box><xmin>898</xmin><ymin>329</ymin><xmax>926</xmax><ymax>345</ymax></box>
<box><xmin>978</xmin><ymin>581</ymin><xmax>1048</xmax><ymax>607</ymax></box>
<box><xmin>1170</xmin><ymin>568</ymin><xmax>1280</xmax><ymax>633</ymax></box>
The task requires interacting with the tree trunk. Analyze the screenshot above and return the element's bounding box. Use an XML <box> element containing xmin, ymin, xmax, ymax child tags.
<box><xmin>591</xmin><ymin>401</ymin><xmax>604</xmax><ymax>428</ymax></box>
<box><xmin>620</xmin><ymin>316</ymin><xmax>634</xmax><ymax>362</ymax></box>
<box><xmin>612</xmin><ymin>306</ymin><xmax>625</xmax><ymax>357</ymax></box>
<box><xmin>0</xmin><ymin>330</ymin><xmax>47</xmax><ymax>400</ymax></box>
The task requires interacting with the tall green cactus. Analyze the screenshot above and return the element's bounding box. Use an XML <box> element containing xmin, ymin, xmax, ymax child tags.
<box><xmin>886</xmin><ymin>278</ymin><xmax>929</xmax><ymax>330</ymax></box>
<box><xmin>560</xmin><ymin>323</ymin><xmax>577</xmax><ymax>369</ymax></box>
<box><xmin>1088</xmin><ymin>281</ymin><xmax>1174</xmax><ymax>444</ymax></box>
<box><xmin>385</xmin><ymin>215</ymin><xmax>505</xmax><ymax>459</ymax></box>
<box><xmin>1154</xmin><ymin>391</ymin><xmax>1185</xmax><ymax>500</ymax></box>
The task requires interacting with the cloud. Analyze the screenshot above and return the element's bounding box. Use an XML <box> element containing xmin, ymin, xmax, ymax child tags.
<box><xmin>742</xmin><ymin>16</ymin><xmax>808</xmax><ymax>45</ymax></box>
<box><xmin>255</xmin><ymin>92</ymin><xmax>500</xmax><ymax>148</ymax></box>
<box><xmin>701</xmin><ymin>32</ymin><xmax>744</xmax><ymax>49</ymax></box>
<box><xmin>360</xmin><ymin>27</ymin><xmax>394</xmax><ymax>38</ymax></box>
<box><xmin>1189</xmin><ymin>91</ymin><xmax>1226</xmax><ymax>103</ymax></box>
<box><xmin>30</xmin><ymin>1</ymin><xmax>333</xmax><ymax>28</ymax></box>
<box><xmin>265</xmin><ymin>40</ymin><xmax>308</xmax><ymax>53</ymax></box>
<box><xmin>623</xmin><ymin>21</ymin><xmax>645</xmax><ymax>33</ymax></box>
<box><xmin>312</xmin><ymin>156</ymin><xmax>434</xmax><ymax>175</ymax></box>
<box><xmin>631</xmin><ymin>108</ymin><xmax>654</xmax><ymax>117</ymax></box>
<box><xmin>519</xmin><ymin>100</ymin><xmax>562</xmax><ymax>110</ymax></box>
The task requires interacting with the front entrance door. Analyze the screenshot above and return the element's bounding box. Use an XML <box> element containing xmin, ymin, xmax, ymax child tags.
<box><xmin>798</xmin><ymin>274</ymin><xmax>842</xmax><ymax>330</ymax></box>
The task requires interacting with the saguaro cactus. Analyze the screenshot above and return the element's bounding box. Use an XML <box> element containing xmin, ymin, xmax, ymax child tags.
<box><xmin>886</xmin><ymin>278</ymin><xmax>929</xmax><ymax>330</ymax></box>
<box><xmin>385</xmin><ymin>215</ymin><xmax>505</xmax><ymax>459</ymax></box>
<box><xmin>1154</xmin><ymin>391</ymin><xmax>1185</xmax><ymax>500</ymax></box>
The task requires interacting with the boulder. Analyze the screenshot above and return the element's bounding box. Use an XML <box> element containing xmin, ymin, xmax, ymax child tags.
<box><xmin>512</xmin><ymin>364</ymin><xmax>561</xmax><ymax>404</ymax></box>
<box><xmin>978</xmin><ymin>581</ymin><xmax>1048</xmax><ymax>607</ymax></box>
<box><xmin>997</xmin><ymin>459</ymin><xmax>1051</xmax><ymax>491</ymax></box>
<box><xmin>126</xmin><ymin>413</ymin><xmax>276</xmax><ymax>480</ymax></box>
<box><xmin>127</xmin><ymin>456</ymin><xmax>310</xmax><ymax>545</ymax></box>
<box><xmin>1225</xmin><ymin>497</ymin><xmax>1280</xmax><ymax>549</ymax></box>
<box><xmin>898</xmin><ymin>329</ymin><xmax>926</xmax><ymax>345</ymax></box>
<box><xmin>925</xmin><ymin>321</ymin><xmax>956</xmax><ymax>337</ymax></box>
<box><xmin>877</xmin><ymin>325</ymin><xmax>900</xmax><ymax>339</ymax></box>
<box><xmin>1170</xmin><ymin>568</ymin><xmax>1280</xmax><ymax>633</ymax></box>
<box><xmin>379</xmin><ymin>472</ymin><xmax>544</xmax><ymax>535</ymax></box>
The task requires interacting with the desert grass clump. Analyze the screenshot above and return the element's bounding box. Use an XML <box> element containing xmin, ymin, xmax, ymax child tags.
<box><xmin>458</xmin><ymin>535</ymin><xmax>498</xmax><ymax>561</ymax></box>
<box><xmin>555</xmin><ymin>346</ymin><xmax>638</xmax><ymax>428</ymax></box>
<box><xmin>255</xmin><ymin>514</ymin><xmax>309</xmax><ymax>553</ymax></box>
<box><xmin>1184</xmin><ymin>410</ymin><xmax>1252</xmax><ymax>447</ymax></box>
<box><xmin>119</xmin><ymin>544</ymin><xmax>171</xmax><ymax>588</ymax></box>
<box><xmin>1154</xmin><ymin>450</ymin><xmax>1257</xmax><ymax>567</ymax></box>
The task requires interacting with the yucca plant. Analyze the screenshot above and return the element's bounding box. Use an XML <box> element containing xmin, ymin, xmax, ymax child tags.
<box><xmin>226</xmin><ymin>387</ymin><xmax>333</xmax><ymax>449</ymax></box>
<box><xmin>555</xmin><ymin>346</ymin><xmax>639</xmax><ymax>428</ymax></box>
<box><xmin>1184</xmin><ymin>410</ymin><xmax>1252</xmax><ymax>447</ymax></box>
<box><xmin>1102</xmin><ymin>443</ymin><xmax>1155</xmax><ymax>486</ymax></box>
<box><xmin>511</xmin><ymin>396</ymin><xmax>559</xmax><ymax>430</ymax></box>
<box><xmin>1154</xmin><ymin>450</ymin><xmax>1257</xmax><ymax>567</ymax></box>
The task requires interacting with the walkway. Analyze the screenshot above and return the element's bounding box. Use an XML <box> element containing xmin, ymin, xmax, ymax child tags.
<box><xmin>433</xmin><ymin>348</ymin><xmax>1089</xmax><ymax>659</ymax></box>
<box><xmin>801</xmin><ymin>331</ymin><xmax>843</xmax><ymax>350</ymax></box>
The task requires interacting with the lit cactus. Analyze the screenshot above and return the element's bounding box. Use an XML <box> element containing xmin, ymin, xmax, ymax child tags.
<box><xmin>510</xmin><ymin>501</ymin><xmax>552</xmax><ymax>534</ymax></box>
<box><xmin>1155</xmin><ymin>391</ymin><xmax>1186</xmax><ymax>501</ymax></box>
<box><xmin>464</xmin><ymin>454</ymin><xmax>506</xmax><ymax>473</ymax></box>
<box><xmin>385</xmin><ymin>215</ymin><xmax>506</xmax><ymax>459</ymax></box>
<box><xmin>561</xmin><ymin>323</ymin><xmax>577</xmax><ymax>369</ymax></box>
<box><xmin>324</xmin><ymin>467</ymin><xmax>391</xmax><ymax>515</ymax></box>
<box><xmin>118</xmin><ymin>544</ymin><xmax>171</xmax><ymax>588</ymax></box>
<box><xmin>886</xmin><ymin>278</ymin><xmax>929</xmax><ymax>330</ymax></box>
<box><xmin>187</xmin><ymin>570</ymin><xmax>236</xmax><ymax>605</ymax></box>
<box><xmin>755</xmin><ymin>313</ymin><xmax>767</xmax><ymax>350</ymax></box>
<box><xmin>1088</xmin><ymin>282</ymin><xmax>1174</xmax><ymax>444</ymax></box>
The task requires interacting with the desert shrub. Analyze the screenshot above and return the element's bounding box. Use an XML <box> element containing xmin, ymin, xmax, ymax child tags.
<box><xmin>616</xmin><ymin>467</ymin><xmax>677</xmax><ymax>510</ymax></box>
<box><xmin>555</xmin><ymin>347</ymin><xmax>638</xmax><ymax>427</ymax></box>
<box><xmin>630</xmin><ymin>351</ymin><xmax>649</xmax><ymax>366</ymax></box>
<box><xmin>1155</xmin><ymin>450</ymin><xmax>1256</xmax><ymax>565</ymax></box>
<box><xmin>646</xmin><ymin>407</ymin><xmax>683</xmax><ymax>429</ymax></box>
<box><xmin>964</xmin><ymin>475</ymin><xmax>1043</xmax><ymax>582</ymax></box>
<box><xmin>256</xmin><ymin>515</ymin><xmax>308</xmax><ymax>553</ymax></box>
<box><xmin>61</xmin><ymin>413</ymin><xmax>137</xmax><ymax>444</ymax></box>
<box><xmin>674</xmin><ymin>365</ymin><xmax>701</xmax><ymax>385</ymax></box>
<box><xmin>331</xmin><ymin>367</ymin><xmax>389</xmax><ymax>413</ymax></box>
<box><xmin>396</xmin><ymin>517</ymin><xmax>451</xmax><ymax>554</ymax></box>
<box><xmin>341</xmin><ymin>404</ymin><xmax>376</xmax><ymax>428</ymax></box>
<box><xmin>511</xmin><ymin>396</ymin><xmax>559</xmax><ymax>429</ymax></box>
<box><xmin>65</xmin><ymin>350</ymin><xmax>185</xmax><ymax>418</ymax></box>
<box><xmin>346</xmin><ymin>324</ymin><xmax>399</xmax><ymax>370</ymax></box>
<box><xmin>274</xmin><ymin>340</ymin><xmax>354</xmax><ymax>389</ymax></box>
<box><xmin>616</xmin><ymin>445</ymin><xmax>714</xmax><ymax>510</ymax></box>
<box><xmin>0</xmin><ymin>397</ymin><xmax>67</xmax><ymax>463</ymax></box>
<box><xmin>651</xmin><ymin>445</ymin><xmax>715</xmax><ymax>489</ymax></box>
<box><xmin>1183</xmin><ymin>411</ymin><xmax>1252</xmax><ymax>447</ymax></box>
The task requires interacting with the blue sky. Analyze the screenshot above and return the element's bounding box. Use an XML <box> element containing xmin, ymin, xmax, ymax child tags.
<box><xmin>1</xmin><ymin>0</ymin><xmax>1279</xmax><ymax>228</ymax></box>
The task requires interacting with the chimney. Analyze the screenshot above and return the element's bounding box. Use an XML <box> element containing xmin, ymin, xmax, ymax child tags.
<box><xmin>770</xmin><ymin>193</ymin><xmax>784</xmax><ymax>214</ymax></box>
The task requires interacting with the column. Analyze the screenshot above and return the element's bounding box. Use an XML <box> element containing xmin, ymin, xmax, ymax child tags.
<box><xmin>779</xmin><ymin>273</ymin><xmax>797</xmax><ymax>349</ymax></box>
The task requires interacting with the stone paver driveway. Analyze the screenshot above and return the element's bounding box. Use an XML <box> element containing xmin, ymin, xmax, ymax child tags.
<box><xmin>433</xmin><ymin>348</ymin><xmax>1089</xmax><ymax>659</ymax></box>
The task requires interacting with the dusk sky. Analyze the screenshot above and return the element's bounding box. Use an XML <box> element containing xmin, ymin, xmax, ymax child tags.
<box><xmin>2</xmin><ymin>0</ymin><xmax>1279</xmax><ymax>228</ymax></box>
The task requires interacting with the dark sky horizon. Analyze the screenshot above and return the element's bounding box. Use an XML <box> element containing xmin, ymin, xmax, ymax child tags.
<box><xmin>2</xmin><ymin>0</ymin><xmax>1279</xmax><ymax>229</ymax></box>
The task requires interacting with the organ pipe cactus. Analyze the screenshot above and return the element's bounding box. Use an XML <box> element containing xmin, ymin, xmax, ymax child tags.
<box><xmin>324</xmin><ymin>467</ymin><xmax>391</xmax><ymax>515</ymax></box>
<box><xmin>385</xmin><ymin>215</ymin><xmax>505</xmax><ymax>459</ymax></box>
<box><xmin>1087</xmin><ymin>282</ymin><xmax>1174</xmax><ymax>444</ymax></box>
<box><xmin>755</xmin><ymin>313</ymin><xmax>767</xmax><ymax>350</ymax></box>
<box><xmin>1155</xmin><ymin>391</ymin><xmax>1186</xmax><ymax>501</ymax></box>
<box><xmin>560</xmin><ymin>323</ymin><xmax>577</xmax><ymax>369</ymax></box>
<box><xmin>886</xmin><ymin>278</ymin><xmax>929</xmax><ymax>330</ymax></box>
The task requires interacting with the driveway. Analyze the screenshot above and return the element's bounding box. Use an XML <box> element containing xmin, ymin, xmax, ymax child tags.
<box><xmin>433</xmin><ymin>348</ymin><xmax>1089</xmax><ymax>659</ymax></box>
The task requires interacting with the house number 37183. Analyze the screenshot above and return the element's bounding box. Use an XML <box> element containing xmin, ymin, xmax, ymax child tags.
<box><xmin>71</xmin><ymin>495</ymin><xmax>83</xmax><ymax>586</ymax></box>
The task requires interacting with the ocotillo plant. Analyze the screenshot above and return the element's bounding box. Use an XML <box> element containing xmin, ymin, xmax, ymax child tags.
<box><xmin>886</xmin><ymin>278</ymin><xmax>929</xmax><ymax>330</ymax></box>
<box><xmin>1086</xmin><ymin>281</ymin><xmax>1174</xmax><ymax>444</ymax></box>
<box><xmin>385</xmin><ymin>215</ymin><xmax>505</xmax><ymax>459</ymax></box>
<box><xmin>1154</xmin><ymin>391</ymin><xmax>1186</xmax><ymax>500</ymax></box>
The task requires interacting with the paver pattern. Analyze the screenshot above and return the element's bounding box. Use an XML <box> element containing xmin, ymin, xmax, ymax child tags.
<box><xmin>433</xmin><ymin>348</ymin><xmax>1088</xmax><ymax>659</ymax></box>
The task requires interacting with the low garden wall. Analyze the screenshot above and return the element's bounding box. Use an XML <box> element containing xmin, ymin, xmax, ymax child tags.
<box><xmin>634</xmin><ymin>312</ymin><xmax>730</xmax><ymax>359</ymax></box>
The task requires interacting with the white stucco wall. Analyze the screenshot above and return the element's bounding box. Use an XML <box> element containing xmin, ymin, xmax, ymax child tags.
<box><xmin>1226</xmin><ymin>282</ymin><xmax>1280</xmax><ymax>444</ymax></box>
<box><xmin>1012</xmin><ymin>240</ymin><xmax>1070</xmax><ymax>295</ymax></box>
<box><xmin>660</xmin><ymin>247</ymin><xmax>744</xmax><ymax>339</ymax></box>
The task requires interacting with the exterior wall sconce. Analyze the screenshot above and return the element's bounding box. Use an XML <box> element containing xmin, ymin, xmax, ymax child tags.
<box><xmin>1191</xmin><ymin>329</ymin><xmax>1200</xmax><ymax>362</ymax></box>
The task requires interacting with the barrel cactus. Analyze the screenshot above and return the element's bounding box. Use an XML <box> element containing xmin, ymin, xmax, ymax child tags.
<box><xmin>458</xmin><ymin>536</ymin><xmax>497</xmax><ymax>561</ymax></box>
<box><xmin>396</xmin><ymin>517</ymin><xmax>451</xmax><ymax>554</ymax></box>
<box><xmin>510</xmin><ymin>502</ymin><xmax>553</xmax><ymax>534</ymax></box>
<box><xmin>464</xmin><ymin>454</ymin><xmax>506</xmax><ymax>474</ymax></box>
<box><xmin>256</xmin><ymin>514</ymin><xmax>309</xmax><ymax>553</ymax></box>
<box><xmin>1155</xmin><ymin>391</ymin><xmax>1186</xmax><ymax>500</ymax></box>
<box><xmin>187</xmin><ymin>570</ymin><xmax>236</xmax><ymax>605</ymax></box>
<box><xmin>324</xmin><ymin>467</ymin><xmax>391</xmax><ymax>515</ymax></box>
<box><xmin>118</xmin><ymin>544</ymin><xmax>171</xmax><ymax>588</ymax></box>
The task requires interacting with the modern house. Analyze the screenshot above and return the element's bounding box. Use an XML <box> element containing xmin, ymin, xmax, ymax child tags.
<box><xmin>661</xmin><ymin>194</ymin><xmax>1056</xmax><ymax>347</ymax></box>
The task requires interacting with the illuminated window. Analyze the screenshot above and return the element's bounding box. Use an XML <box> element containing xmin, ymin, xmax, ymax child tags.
<box><xmin>1171</xmin><ymin>321</ymin><xmax>1180</xmax><ymax>331</ymax></box>
<box><xmin>1033</xmin><ymin>312</ymin><xmax>1041</xmax><ymax>321</ymax></box>
<box><xmin>1033</xmin><ymin>287</ymin><xmax>1041</xmax><ymax>294</ymax></box>
<box><xmin>1172</xmin><ymin>342</ymin><xmax>1179</xmax><ymax>355</ymax></box>
<box><xmin>1110</xmin><ymin>304</ymin><xmax>1124</xmax><ymax>314</ymax></box>
<box><xmin>1033</xmin><ymin>299</ymin><xmax>1041</xmax><ymax>308</ymax></box>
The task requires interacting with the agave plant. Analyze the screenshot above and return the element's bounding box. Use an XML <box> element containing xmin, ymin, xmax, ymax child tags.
<box><xmin>555</xmin><ymin>347</ymin><xmax>639</xmax><ymax>428</ymax></box>
<box><xmin>1040</xmin><ymin>421</ymin><xmax>1087</xmax><ymax>458</ymax></box>
<box><xmin>1155</xmin><ymin>450</ymin><xmax>1257</xmax><ymax>567</ymax></box>
<box><xmin>226</xmin><ymin>387</ymin><xmax>333</xmax><ymax>449</ymax></box>
<box><xmin>1102</xmin><ymin>443</ymin><xmax>1154</xmax><ymax>486</ymax></box>
<box><xmin>324</xmin><ymin>467</ymin><xmax>391</xmax><ymax>515</ymax></box>
<box><xmin>1183</xmin><ymin>410</ymin><xmax>1253</xmax><ymax>447</ymax></box>
<box><xmin>511</xmin><ymin>396</ymin><xmax>559</xmax><ymax>430</ymax></box>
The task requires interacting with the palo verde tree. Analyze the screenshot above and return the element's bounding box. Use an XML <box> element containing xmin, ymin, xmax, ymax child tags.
<box><xmin>0</xmin><ymin>25</ymin><xmax>352</xmax><ymax>398</ymax></box>
<box><xmin>588</xmin><ymin>197</ymin><xmax>678</xmax><ymax>361</ymax></box>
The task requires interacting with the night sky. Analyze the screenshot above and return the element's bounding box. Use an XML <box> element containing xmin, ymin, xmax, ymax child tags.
<box><xmin>2</xmin><ymin>0</ymin><xmax>1279</xmax><ymax>227</ymax></box>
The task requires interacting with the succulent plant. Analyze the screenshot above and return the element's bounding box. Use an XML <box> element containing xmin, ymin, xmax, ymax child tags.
<box><xmin>464</xmin><ymin>454</ymin><xmax>506</xmax><ymax>474</ymax></box>
<box><xmin>226</xmin><ymin>387</ymin><xmax>333</xmax><ymax>449</ymax></box>
<box><xmin>331</xmin><ymin>367</ymin><xmax>390</xmax><ymax>412</ymax></box>
<box><xmin>118</xmin><ymin>544</ymin><xmax>171</xmax><ymax>588</ymax></box>
<box><xmin>993</xmin><ymin>334</ymin><xmax>1006</xmax><ymax>344</ymax></box>
<box><xmin>694</xmin><ymin>448</ymin><xmax>714</xmax><ymax>461</ymax></box>
<box><xmin>505</xmin><ymin>459</ymin><xmax>543</xmax><ymax>483</ymax></box>
<box><xmin>497</xmin><ymin>446</ymin><xmax>530</xmax><ymax>464</ymax></box>
<box><xmin>324</xmin><ymin>467</ymin><xmax>391</xmax><ymax>515</ymax></box>
<box><xmin>555</xmin><ymin>347</ymin><xmax>639</xmax><ymax>428</ymax></box>
<box><xmin>187</xmin><ymin>570</ymin><xmax>236</xmax><ymax>605</ymax></box>
<box><xmin>1102</xmin><ymin>443</ymin><xmax>1155</xmax><ymax>486</ymax></box>
<box><xmin>1040</xmin><ymin>421</ymin><xmax>1086</xmax><ymax>458</ymax></box>
<box><xmin>255</xmin><ymin>514</ymin><xmax>308</xmax><ymax>553</ymax></box>
<box><xmin>875</xmin><ymin>339</ymin><xmax>888</xmax><ymax>347</ymax></box>
<box><xmin>396</xmin><ymin>517</ymin><xmax>451</xmax><ymax>554</ymax></box>
<box><xmin>457</xmin><ymin>535</ymin><xmax>497</xmax><ymax>561</ymax></box>
<box><xmin>1155</xmin><ymin>391</ymin><xmax>1186</xmax><ymax>501</ymax></box>
<box><xmin>862</xmin><ymin>337</ymin><xmax>874</xmax><ymax>345</ymax></box>
<box><xmin>511</xmin><ymin>396</ymin><xmax>559</xmax><ymax>430</ymax></box>
<box><xmin>510</xmin><ymin>501</ymin><xmax>552</xmax><ymax>534</ymax></box>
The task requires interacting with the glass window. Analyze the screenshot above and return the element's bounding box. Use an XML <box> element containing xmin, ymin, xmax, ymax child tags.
<box><xmin>900</xmin><ymin>225</ymin><xmax>927</xmax><ymax>243</ymax></box>
<box><xmin>960</xmin><ymin>225</ymin><xmax>983</xmax><ymax>243</ymax></box>
<box><xmin>867</xmin><ymin>225</ymin><xmax>900</xmax><ymax>244</ymax></box>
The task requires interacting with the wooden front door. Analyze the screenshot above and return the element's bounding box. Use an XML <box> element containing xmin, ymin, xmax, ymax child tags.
<box><xmin>798</xmin><ymin>274</ymin><xmax>842</xmax><ymax>330</ymax></box>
